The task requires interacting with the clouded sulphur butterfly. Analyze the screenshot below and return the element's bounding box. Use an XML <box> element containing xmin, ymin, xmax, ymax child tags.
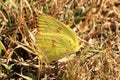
<box><xmin>36</xmin><ymin>14</ymin><xmax>80</xmax><ymax>63</ymax></box>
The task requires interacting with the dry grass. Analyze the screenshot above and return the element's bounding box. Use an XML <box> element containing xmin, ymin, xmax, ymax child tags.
<box><xmin>0</xmin><ymin>0</ymin><xmax>120</xmax><ymax>80</ymax></box>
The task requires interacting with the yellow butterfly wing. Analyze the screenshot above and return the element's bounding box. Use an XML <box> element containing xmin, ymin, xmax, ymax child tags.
<box><xmin>36</xmin><ymin>14</ymin><xmax>80</xmax><ymax>63</ymax></box>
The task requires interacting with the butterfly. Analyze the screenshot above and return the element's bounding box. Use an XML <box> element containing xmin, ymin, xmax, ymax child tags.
<box><xmin>36</xmin><ymin>14</ymin><xmax>81</xmax><ymax>63</ymax></box>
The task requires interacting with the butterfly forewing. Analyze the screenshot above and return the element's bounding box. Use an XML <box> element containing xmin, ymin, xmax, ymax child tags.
<box><xmin>37</xmin><ymin>15</ymin><xmax>78</xmax><ymax>42</ymax></box>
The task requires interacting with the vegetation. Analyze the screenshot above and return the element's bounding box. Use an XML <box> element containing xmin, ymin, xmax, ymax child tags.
<box><xmin>0</xmin><ymin>0</ymin><xmax>120</xmax><ymax>80</ymax></box>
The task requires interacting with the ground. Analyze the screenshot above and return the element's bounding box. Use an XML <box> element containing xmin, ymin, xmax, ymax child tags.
<box><xmin>0</xmin><ymin>0</ymin><xmax>120</xmax><ymax>80</ymax></box>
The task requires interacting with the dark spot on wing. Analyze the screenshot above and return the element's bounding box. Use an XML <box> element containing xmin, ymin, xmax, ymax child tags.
<box><xmin>66</xmin><ymin>49</ymin><xmax>68</xmax><ymax>52</ymax></box>
<box><xmin>52</xmin><ymin>40</ymin><xmax>57</xmax><ymax>48</ymax></box>
<box><xmin>57</xmin><ymin>27</ymin><xmax>62</xmax><ymax>32</ymax></box>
